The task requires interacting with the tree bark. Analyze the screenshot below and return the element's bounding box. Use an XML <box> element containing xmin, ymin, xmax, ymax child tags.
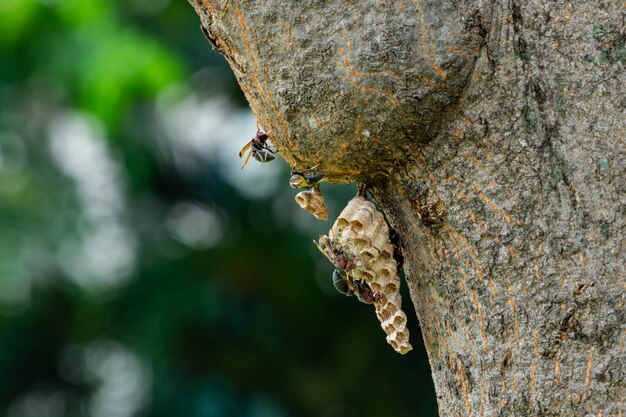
<box><xmin>188</xmin><ymin>1</ymin><xmax>625</xmax><ymax>415</ymax></box>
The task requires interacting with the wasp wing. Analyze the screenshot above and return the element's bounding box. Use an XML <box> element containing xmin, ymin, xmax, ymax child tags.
<box><xmin>240</xmin><ymin>149</ymin><xmax>253</xmax><ymax>170</ymax></box>
<box><xmin>313</xmin><ymin>239</ymin><xmax>335</xmax><ymax>264</ymax></box>
<box><xmin>238</xmin><ymin>141</ymin><xmax>252</xmax><ymax>158</ymax></box>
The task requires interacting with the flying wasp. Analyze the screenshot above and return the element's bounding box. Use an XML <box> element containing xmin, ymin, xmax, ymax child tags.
<box><xmin>239</xmin><ymin>130</ymin><xmax>276</xmax><ymax>170</ymax></box>
<box><xmin>289</xmin><ymin>166</ymin><xmax>325</xmax><ymax>189</ymax></box>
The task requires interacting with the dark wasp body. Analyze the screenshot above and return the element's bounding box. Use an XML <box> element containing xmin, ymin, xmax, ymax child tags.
<box><xmin>333</xmin><ymin>269</ymin><xmax>382</xmax><ymax>304</ymax></box>
<box><xmin>315</xmin><ymin>236</ymin><xmax>357</xmax><ymax>272</ymax></box>
<box><xmin>315</xmin><ymin>236</ymin><xmax>381</xmax><ymax>304</ymax></box>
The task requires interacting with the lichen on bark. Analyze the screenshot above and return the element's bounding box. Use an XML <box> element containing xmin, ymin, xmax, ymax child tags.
<box><xmin>191</xmin><ymin>0</ymin><xmax>486</xmax><ymax>182</ymax></box>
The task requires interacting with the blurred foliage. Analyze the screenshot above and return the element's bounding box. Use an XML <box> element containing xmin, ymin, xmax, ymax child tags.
<box><xmin>0</xmin><ymin>1</ymin><xmax>437</xmax><ymax>416</ymax></box>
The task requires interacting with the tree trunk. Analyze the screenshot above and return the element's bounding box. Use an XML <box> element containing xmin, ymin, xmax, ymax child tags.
<box><xmin>188</xmin><ymin>1</ymin><xmax>625</xmax><ymax>415</ymax></box>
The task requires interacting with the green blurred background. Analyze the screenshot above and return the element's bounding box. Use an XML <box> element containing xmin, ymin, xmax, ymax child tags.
<box><xmin>0</xmin><ymin>1</ymin><xmax>437</xmax><ymax>416</ymax></box>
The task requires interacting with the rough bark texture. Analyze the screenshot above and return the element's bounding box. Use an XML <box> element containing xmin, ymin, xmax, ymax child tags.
<box><xmin>188</xmin><ymin>1</ymin><xmax>625</xmax><ymax>415</ymax></box>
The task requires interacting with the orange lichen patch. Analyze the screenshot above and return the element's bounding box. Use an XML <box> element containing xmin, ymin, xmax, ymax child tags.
<box><xmin>462</xmin><ymin>150</ymin><xmax>484</xmax><ymax>170</ymax></box>
<box><xmin>247</xmin><ymin>71</ymin><xmax>296</xmax><ymax>154</ymax></box>
<box><xmin>322</xmin><ymin>167</ymin><xmax>361</xmax><ymax>175</ymax></box>
<box><xmin>457</xmin><ymin>189</ymin><xmax>470</xmax><ymax>202</ymax></box>
<box><xmin>506</xmin><ymin>284</ymin><xmax>521</xmax><ymax>336</ymax></box>
<box><xmin>240</xmin><ymin>14</ymin><xmax>261</xmax><ymax>58</ymax></box>
<box><xmin>239</xmin><ymin>81</ymin><xmax>297</xmax><ymax>163</ymax></box>
<box><xmin>338</xmin><ymin>69</ymin><xmax>401</xmax><ymax>108</ymax></box>
<box><xmin>474</xmin><ymin>183</ymin><xmax>512</xmax><ymax>224</ymax></box>
<box><xmin>198</xmin><ymin>0</ymin><xmax>217</xmax><ymax>14</ymax></box>
<box><xmin>382</xmin><ymin>70</ymin><xmax>402</xmax><ymax>80</ymax></box>
<box><xmin>479</xmin><ymin>362</ymin><xmax>488</xmax><ymax>413</ymax></box>
<box><xmin>470</xmin><ymin>290</ymin><xmax>489</xmax><ymax>350</ymax></box>
<box><xmin>552</xmin><ymin>354</ymin><xmax>561</xmax><ymax>383</ymax></box>
<box><xmin>450</xmin><ymin>126</ymin><xmax>466</xmax><ymax>139</ymax></box>
<box><xmin>355</xmin><ymin>114</ymin><xmax>362</xmax><ymax>141</ymax></box>
<box><xmin>457</xmin><ymin>358</ymin><xmax>472</xmax><ymax>416</ymax></box>
<box><xmin>410</xmin><ymin>1</ymin><xmax>449</xmax><ymax>80</ymax></box>
<box><xmin>221</xmin><ymin>8</ymin><xmax>233</xmax><ymax>25</ymax></box>
<box><xmin>382</xmin><ymin>87</ymin><xmax>400</xmax><ymax>106</ymax></box>
<box><xmin>530</xmin><ymin>359</ymin><xmax>537</xmax><ymax>398</ymax></box>
<box><xmin>370</xmin><ymin>136</ymin><xmax>391</xmax><ymax>151</ymax></box>
<box><xmin>505</xmin><ymin>243</ymin><xmax>515</xmax><ymax>260</ymax></box>
<box><xmin>332</xmin><ymin>141</ymin><xmax>352</xmax><ymax>161</ymax></box>
<box><xmin>235</xmin><ymin>10</ymin><xmax>260</xmax><ymax>72</ymax></box>
<box><xmin>431</xmin><ymin>65</ymin><xmax>447</xmax><ymax>79</ymax></box>
<box><xmin>447</xmin><ymin>46</ymin><xmax>466</xmax><ymax>53</ymax></box>
<box><xmin>449</xmin><ymin>228</ymin><xmax>484</xmax><ymax>281</ymax></box>
<box><xmin>337</xmin><ymin>53</ymin><xmax>365</xmax><ymax>77</ymax></box>
<box><xmin>533</xmin><ymin>263</ymin><xmax>543</xmax><ymax>282</ymax></box>
<box><xmin>468</xmin><ymin>210</ymin><xmax>485</xmax><ymax>231</ymax></box>
<box><xmin>303</xmin><ymin>122</ymin><xmax>319</xmax><ymax>147</ymax></box>
<box><xmin>259</xmin><ymin>69</ymin><xmax>297</xmax><ymax>152</ymax></box>
<box><xmin>410</xmin><ymin>251</ymin><xmax>423</xmax><ymax>280</ymax></box>
<box><xmin>311</xmin><ymin>114</ymin><xmax>323</xmax><ymax>128</ymax></box>
<box><xmin>428</xmin><ymin>239</ymin><xmax>442</xmax><ymax>269</ymax></box>
<box><xmin>419</xmin><ymin>241</ymin><xmax>433</xmax><ymax>275</ymax></box>
<box><xmin>420</xmin><ymin>75</ymin><xmax>439</xmax><ymax>87</ymax></box>
<box><xmin>585</xmin><ymin>347</ymin><xmax>595</xmax><ymax>387</ymax></box>
<box><xmin>446</xmin><ymin>229</ymin><xmax>462</xmax><ymax>261</ymax></box>
<box><xmin>246</xmin><ymin>67</ymin><xmax>268</xmax><ymax>102</ymax></box>
<box><xmin>414</xmin><ymin>152</ymin><xmax>442</xmax><ymax>195</ymax></box>
<box><xmin>353</xmin><ymin>12</ymin><xmax>360</xmax><ymax>30</ymax></box>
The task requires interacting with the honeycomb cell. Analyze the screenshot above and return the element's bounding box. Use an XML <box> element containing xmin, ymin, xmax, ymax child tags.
<box><xmin>295</xmin><ymin>187</ymin><xmax>328</xmax><ymax>220</ymax></box>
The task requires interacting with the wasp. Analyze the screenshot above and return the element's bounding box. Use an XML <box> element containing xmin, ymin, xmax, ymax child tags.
<box><xmin>239</xmin><ymin>130</ymin><xmax>276</xmax><ymax>169</ymax></box>
<box><xmin>333</xmin><ymin>269</ymin><xmax>382</xmax><ymax>304</ymax></box>
<box><xmin>315</xmin><ymin>236</ymin><xmax>381</xmax><ymax>304</ymax></box>
<box><xmin>314</xmin><ymin>235</ymin><xmax>358</xmax><ymax>272</ymax></box>
<box><xmin>289</xmin><ymin>166</ymin><xmax>325</xmax><ymax>189</ymax></box>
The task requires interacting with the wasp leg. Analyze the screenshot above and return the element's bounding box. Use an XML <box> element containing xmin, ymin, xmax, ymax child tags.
<box><xmin>253</xmin><ymin>149</ymin><xmax>275</xmax><ymax>163</ymax></box>
<box><xmin>344</xmin><ymin>271</ymin><xmax>357</xmax><ymax>293</ymax></box>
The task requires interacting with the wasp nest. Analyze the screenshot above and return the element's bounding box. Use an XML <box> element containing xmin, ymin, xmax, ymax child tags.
<box><xmin>295</xmin><ymin>186</ymin><xmax>328</xmax><ymax>220</ymax></box>
<box><xmin>329</xmin><ymin>196</ymin><xmax>412</xmax><ymax>354</ymax></box>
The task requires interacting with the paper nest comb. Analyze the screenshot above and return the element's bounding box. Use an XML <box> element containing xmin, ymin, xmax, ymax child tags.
<box><xmin>295</xmin><ymin>186</ymin><xmax>328</xmax><ymax>220</ymax></box>
<box><xmin>329</xmin><ymin>195</ymin><xmax>412</xmax><ymax>354</ymax></box>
